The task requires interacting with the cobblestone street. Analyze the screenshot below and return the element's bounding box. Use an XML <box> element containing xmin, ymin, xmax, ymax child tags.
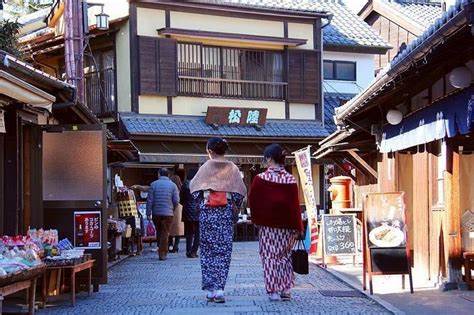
<box><xmin>40</xmin><ymin>242</ymin><xmax>390</xmax><ymax>314</ymax></box>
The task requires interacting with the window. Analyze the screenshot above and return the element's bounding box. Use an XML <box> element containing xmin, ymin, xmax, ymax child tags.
<box><xmin>323</xmin><ymin>60</ymin><xmax>356</xmax><ymax>81</ymax></box>
<box><xmin>177</xmin><ymin>42</ymin><xmax>285</xmax><ymax>100</ymax></box>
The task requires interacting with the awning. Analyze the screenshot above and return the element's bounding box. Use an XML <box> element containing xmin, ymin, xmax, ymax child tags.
<box><xmin>380</xmin><ymin>86</ymin><xmax>474</xmax><ymax>153</ymax></box>
<box><xmin>0</xmin><ymin>70</ymin><xmax>55</xmax><ymax>111</ymax></box>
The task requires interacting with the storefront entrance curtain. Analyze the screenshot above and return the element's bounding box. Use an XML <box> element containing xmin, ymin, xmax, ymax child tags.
<box><xmin>380</xmin><ymin>86</ymin><xmax>474</xmax><ymax>153</ymax></box>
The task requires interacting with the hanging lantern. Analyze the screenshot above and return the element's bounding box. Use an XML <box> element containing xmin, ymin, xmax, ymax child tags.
<box><xmin>95</xmin><ymin>8</ymin><xmax>109</xmax><ymax>31</ymax></box>
<box><xmin>386</xmin><ymin>109</ymin><xmax>403</xmax><ymax>125</ymax></box>
<box><xmin>449</xmin><ymin>66</ymin><xmax>472</xmax><ymax>89</ymax></box>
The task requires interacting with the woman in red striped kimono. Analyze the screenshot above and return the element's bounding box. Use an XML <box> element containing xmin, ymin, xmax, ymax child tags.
<box><xmin>249</xmin><ymin>144</ymin><xmax>304</xmax><ymax>302</ymax></box>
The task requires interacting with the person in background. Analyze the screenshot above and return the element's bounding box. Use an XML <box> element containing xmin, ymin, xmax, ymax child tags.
<box><xmin>180</xmin><ymin>168</ymin><xmax>200</xmax><ymax>258</ymax></box>
<box><xmin>190</xmin><ymin>137</ymin><xmax>246</xmax><ymax>303</ymax></box>
<box><xmin>146</xmin><ymin>168</ymin><xmax>179</xmax><ymax>260</ymax></box>
<box><xmin>169</xmin><ymin>175</ymin><xmax>184</xmax><ymax>253</ymax></box>
<box><xmin>248</xmin><ymin>144</ymin><xmax>304</xmax><ymax>301</ymax></box>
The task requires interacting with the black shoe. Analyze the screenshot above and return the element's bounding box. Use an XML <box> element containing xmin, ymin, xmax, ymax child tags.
<box><xmin>170</xmin><ymin>248</ymin><xmax>179</xmax><ymax>253</ymax></box>
<box><xmin>214</xmin><ymin>295</ymin><xmax>225</xmax><ymax>303</ymax></box>
<box><xmin>186</xmin><ymin>252</ymin><xmax>192</xmax><ymax>258</ymax></box>
<box><xmin>190</xmin><ymin>253</ymin><xmax>198</xmax><ymax>258</ymax></box>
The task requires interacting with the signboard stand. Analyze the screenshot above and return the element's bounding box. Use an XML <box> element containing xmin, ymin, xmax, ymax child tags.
<box><xmin>321</xmin><ymin>214</ymin><xmax>357</xmax><ymax>267</ymax></box>
<box><xmin>363</xmin><ymin>192</ymin><xmax>413</xmax><ymax>294</ymax></box>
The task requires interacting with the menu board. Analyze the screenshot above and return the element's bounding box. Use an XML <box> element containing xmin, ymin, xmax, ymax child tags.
<box><xmin>322</xmin><ymin>214</ymin><xmax>357</xmax><ymax>256</ymax></box>
<box><xmin>363</xmin><ymin>192</ymin><xmax>413</xmax><ymax>294</ymax></box>
<box><xmin>74</xmin><ymin>211</ymin><xmax>101</xmax><ymax>249</ymax></box>
<box><xmin>365</xmin><ymin>193</ymin><xmax>406</xmax><ymax>248</ymax></box>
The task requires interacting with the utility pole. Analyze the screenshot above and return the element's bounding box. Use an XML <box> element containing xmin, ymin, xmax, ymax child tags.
<box><xmin>64</xmin><ymin>0</ymin><xmax>85</xmax><ymax>104</ymax></box>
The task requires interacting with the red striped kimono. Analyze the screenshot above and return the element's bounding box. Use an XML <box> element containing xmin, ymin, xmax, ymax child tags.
<box><xmin>249</xmin><ymin>166</ymin><xmax>303</xmax><ymax>294</ymax></box>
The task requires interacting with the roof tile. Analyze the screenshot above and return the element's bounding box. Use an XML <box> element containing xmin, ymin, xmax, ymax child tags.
<box><xmin>121</xmin><ymin>114</ymin><xmax>329</xmax><ymax>138</ymax></box>
<box><xmin>204</xmin><ymin>0</ymin><xmax>391</xmax><ymax>50</ymax></box>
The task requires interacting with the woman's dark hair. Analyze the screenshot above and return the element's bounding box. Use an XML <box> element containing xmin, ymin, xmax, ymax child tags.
<box><xmin>206</xmin><ymin>137</ymin><xmax>229</xmax><ymax>155</ymax></box>
<box><xmin>170</xmin><ymin>174</ymin><xmax>183</xmax><ymax>190</ymax></box>
<box><xmin>187</xmin><ymin>168</ymin><xmax>198</xmax><ymax>180</ymax></box>
<box><xmin>263</xmin><ymin>144</ymin><xmax>287</xmax><ymax>165</ymax></box>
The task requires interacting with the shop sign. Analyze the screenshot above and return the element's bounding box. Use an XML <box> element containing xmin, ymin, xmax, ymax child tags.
<box><xmin>321</xmin><ymin>214</ymin><xmax>357</xmax><ymax>257</ymax></box>
<box><xmin>0</xmin><ymin>110</ymin><xmax>5</xmax><ymax>133</ymax></box>
<box><xmin>74</xmin><ymin>211</ymin><xmax>101</xmax><ymax>249</ymax></box>
<box><xmin>363</xmin><ymin>192</ymin><xmax>413</xmax><ymax>294</ymax></box>
<box><xmin>205</xmin><ymin>107</ymin><xmax>267</xmax><ymax>126</ymax></box>
<box><xmin>294</xmin><ymin>146</ymin><xmax>319</xmax><ymax>254</ymax></box>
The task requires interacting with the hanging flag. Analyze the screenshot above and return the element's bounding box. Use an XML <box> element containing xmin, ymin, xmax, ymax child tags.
<box><xmin>294</xmin><ymin>146</ymin><xmax>319</xmax><ymax>254</ymax></box>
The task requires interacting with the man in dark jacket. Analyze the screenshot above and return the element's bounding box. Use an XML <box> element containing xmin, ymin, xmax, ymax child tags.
<box><xmin>180</xmin><ymin>168</ymin><xmax>200</xmax><ymax>258</ymax></box>
<box><xmin>147</xmin><ymin>168</ymin><xmax>179</xmax><ymax>260</ymax></box>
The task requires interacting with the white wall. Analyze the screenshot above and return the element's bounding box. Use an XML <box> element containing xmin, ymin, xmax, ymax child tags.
<box><xmin>322</xmin><ymin>51</ymin><xmax>375</xmax><ymax>95</ymax></box>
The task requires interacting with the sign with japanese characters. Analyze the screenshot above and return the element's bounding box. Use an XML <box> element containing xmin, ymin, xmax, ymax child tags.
<box><xmin>365</xmin><ymin>192</ymin><xmax>406</xmax><ymax>248</ymax></box>
<box><xmin>322</xmin><ymin>214</ymin><xmax>356</xmax><ymax>256</ymax></box>
<box><xmin>363</xmin><ymin>192</ymin><xmax>412</xmax><ymax>289</ymax></box>
<box><xmin>0</xmin><ymin>110</ymin><xmax>5</xmax><ymax>133</ymax></box>
<box><xmin>294</xmin><ymin>146</ymin><xmax>319</xmax><ymax>254</ymax></box>
<box><xmin>74</xmin><ymin>211</ymin><xmax>101</xmax><ymax>249</ymax></box>
<box><xmin>205</xmin><ymin>107</ymin><xmax>268</xmax><ymax>126</ymax></box>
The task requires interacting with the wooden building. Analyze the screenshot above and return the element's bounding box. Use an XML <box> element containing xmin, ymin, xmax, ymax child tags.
<box><xmin>316</xmin><ymin>0</ymin><xmax>474</xmax><ymax>288</ymax></box>
<box><xmin>17</xmin><ymin>0</ymin><xmax>389</xmax><ymax>211</ymax></box>
<box><xmin>359</xmin><ymin>0</ymin><xmax>442</xmax><ymax>73</ymax></box>
<box><xmin>0</xmin><ymin>50</ymin><xmax>109</xmax><ymax>285</ymax></box>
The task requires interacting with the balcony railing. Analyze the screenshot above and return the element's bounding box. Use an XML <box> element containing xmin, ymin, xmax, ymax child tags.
<box><xmin>178</xmin><ymin>76</ymin><xmax>287</xmax><ymax>101</ymax></box>
<box><xmin>84</xmin><ymin>68</ymin><xmax>116</xmax><ymax>117</ymax></box>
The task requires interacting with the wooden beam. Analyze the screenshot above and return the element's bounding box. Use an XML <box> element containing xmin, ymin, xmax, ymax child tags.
<box><xmin>445</xmin><ymin>141</ymin><xmax>462</xmax><ymax>283</ymax></box>
<box><xmin>347</xmin><ymin>150</ymin><xmax>378</xmax><ymax>179</ymax></box>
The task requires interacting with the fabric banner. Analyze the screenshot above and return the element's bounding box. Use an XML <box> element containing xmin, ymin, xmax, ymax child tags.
<box><xmin>294</xmin><ymin>146</ymin><xmax>319</xmax><ymax>254</ymax></box>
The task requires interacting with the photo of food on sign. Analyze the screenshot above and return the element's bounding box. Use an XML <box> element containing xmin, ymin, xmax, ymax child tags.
<box><xmin>366</xmin><ymin>193</ymin><xmax>406</xmax><ymax>248</ymax></box>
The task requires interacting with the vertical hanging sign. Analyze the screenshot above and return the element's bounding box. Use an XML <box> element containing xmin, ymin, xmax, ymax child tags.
<box><xmin>0</xmin><ymin>110</ymin><xmax>5</xmax><ymax>133</ymax></box>
<box><xmin>294</xmin><ymin>146</ymin><xmax>319</xmax><ymax>254</ymax></box>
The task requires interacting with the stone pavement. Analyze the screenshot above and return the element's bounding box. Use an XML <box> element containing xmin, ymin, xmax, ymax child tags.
<box><xmin>325</xmin><ymin>256</ymin><xmax>474</xmax><ymax>315</ymax></box>
<box><xmin>39</xmin><ymin>242</ymin><xmax>391</xmax><ymax>314</ymax></box>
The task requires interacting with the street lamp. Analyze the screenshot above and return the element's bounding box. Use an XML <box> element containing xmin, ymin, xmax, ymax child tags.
<box><xmin>95</xmin><ymin>6</ymin><xmax>109</xmax><ymax>31</ymax></box>
<box><xmin>83</xmin><ymin>2</ymin><xmax>109</xmax><ymax>33</ymax></box>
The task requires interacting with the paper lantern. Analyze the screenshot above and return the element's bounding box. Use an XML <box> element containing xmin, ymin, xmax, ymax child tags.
<box><xmin>386</xmin><ymin>109</ymin><xmax>403</xmax><ymax>125</ymax></box>
<box><xmin>449</xmin><ymin>66</ymin><xmax>472</xmax><ymax>88</ymax></box>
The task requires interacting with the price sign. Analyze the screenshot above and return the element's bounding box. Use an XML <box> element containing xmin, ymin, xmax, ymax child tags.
<box><xmin>322</xmin><ymin>214</ymin><xmax>357</xmax><ymax>256</ymax></box>
<box><xmin>74</xmin><ymin>211</ymin><xmax>101</xmax><ymax>249</ymax></box>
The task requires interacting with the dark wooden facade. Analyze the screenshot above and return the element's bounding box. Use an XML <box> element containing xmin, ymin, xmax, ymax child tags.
<box><xmin>319</xmin><ymin>1</ymin><xmax>474</xmax><ymax>287</ymax></box>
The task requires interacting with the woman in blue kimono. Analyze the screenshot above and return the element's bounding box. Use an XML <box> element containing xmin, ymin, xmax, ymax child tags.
<box><xmin>190</xmin><ymin>137</ymin><xmax>246</xmax><ymax>303</ymax></box>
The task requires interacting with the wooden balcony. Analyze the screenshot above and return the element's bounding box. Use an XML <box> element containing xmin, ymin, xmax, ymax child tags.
<box><xmin>178</xmin><ymin>76</ymin><xmax>287</xmax><ymax>101</ymax></box>
<box><xmin>84</xmin><ymin>68</ymin><xmax>116</xmax><ymax>118</ymax></box>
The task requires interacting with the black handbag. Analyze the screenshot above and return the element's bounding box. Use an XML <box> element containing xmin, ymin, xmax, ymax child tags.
<box><xmin>292</xmin><ymin>238</ymin><xmax>309</xmax><ymax>275</ymax></box>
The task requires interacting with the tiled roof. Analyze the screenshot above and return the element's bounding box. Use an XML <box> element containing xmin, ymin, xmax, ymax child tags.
<box><xmin>204</xmin><ymin>0</ymin><xmax>391</xmax><ymax>51</ymax></box>
<box><xmin>383</xmin><ymin>0</ymin><xmax>442</xmax><ymax>29</ymax></box>
<box><xmin>335</xmin><ymin>0</ymin><xmax>469</xmax><ymax>123</ymax></box>
<box><xmin>324</xmin><ymin>93</ymin><xmax>355</xmax><ymax>132</ymax></box>
<box><xmin>121</xmin><ymin>114</ymin><xmax>329</xmax><ymax>139</ymax></box>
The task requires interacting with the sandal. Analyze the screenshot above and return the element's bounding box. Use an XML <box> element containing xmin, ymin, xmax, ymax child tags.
<box><xmin>206</xmin><ymin>291</ymin><xmax>216</xmax><ymax>302</ymax></box>
<box><xmin>280</xmin><ymin>290</ymin><xmax>291</xmax><ymax>301</ymax></box>
<box><xmin>214</xmin><ymin>295</ymin><xmax>225</xmax><ymax>303</ymax></box>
